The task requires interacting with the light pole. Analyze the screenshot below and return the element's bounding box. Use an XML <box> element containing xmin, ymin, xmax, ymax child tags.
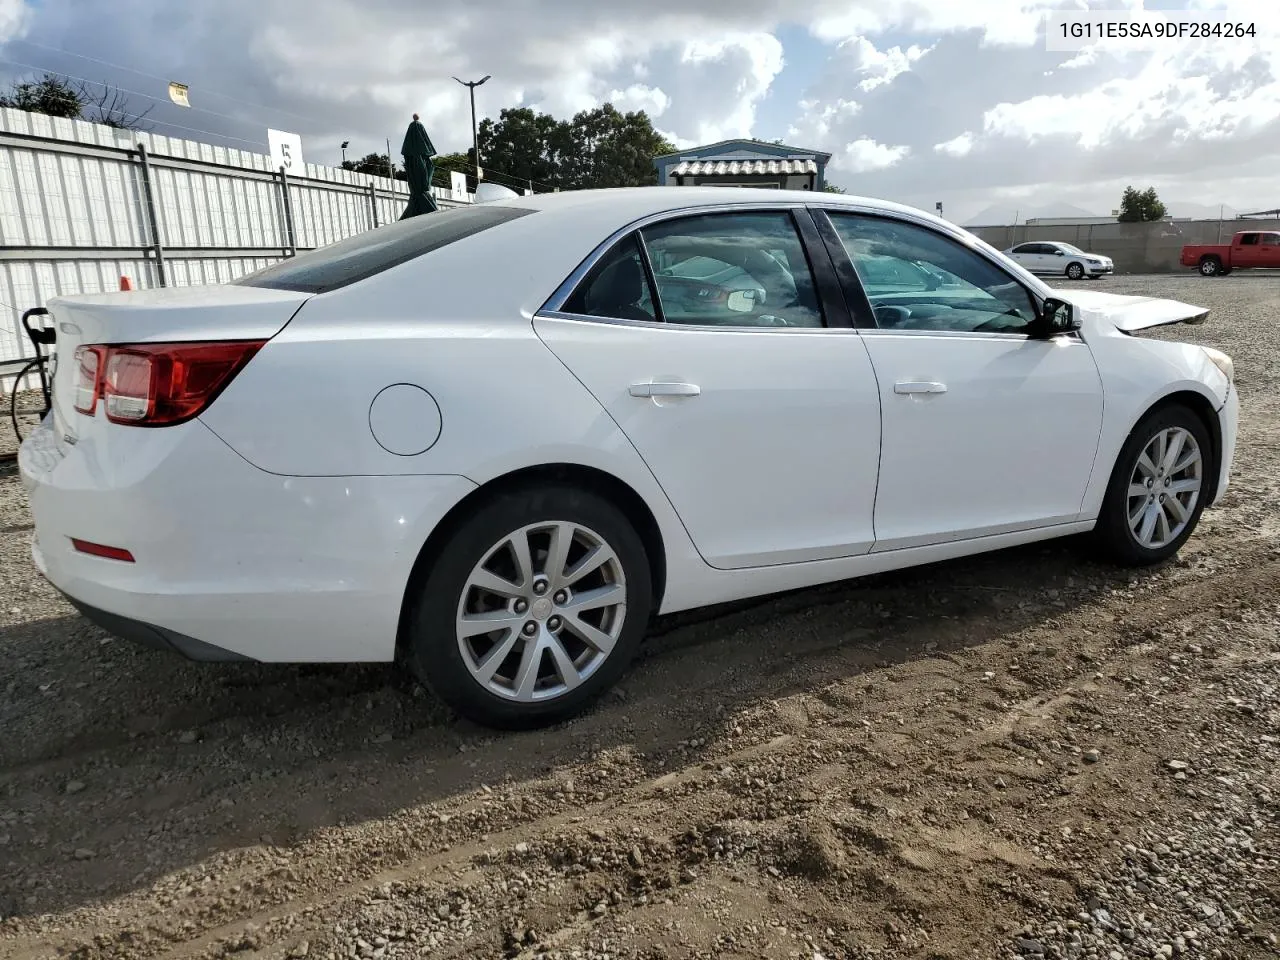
<box><xmin>452</xmin><ymin>74</ymin><xmax>490</xmax><ymax>177</ymax></box>
<box><xmin>340</xmin><ymin>140</ymin><xmax>349</xmax><ymax>165</ymax></box>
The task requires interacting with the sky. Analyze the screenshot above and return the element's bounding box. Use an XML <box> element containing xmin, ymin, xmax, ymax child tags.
<box><xmin>0</xmin><ymin>0</ymin><xmax>1278</xmax><ymax>224</ymax></box>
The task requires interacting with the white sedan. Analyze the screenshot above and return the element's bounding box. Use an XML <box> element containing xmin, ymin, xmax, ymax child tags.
<box><xmin>1004</xmin><ymin>241</ymin><xmax>1114</xmax><ymax>279</ymax></box>
<box><xmin>20</xmin><ymin>188</ymin><xmax>1237</xmax><ymax>729</ymax></box>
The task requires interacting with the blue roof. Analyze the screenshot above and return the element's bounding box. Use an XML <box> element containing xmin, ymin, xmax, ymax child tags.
<box><xmin>653</xmin><ymin>138</ymin><xmax>832</xmax><ymax>162</ymax></box>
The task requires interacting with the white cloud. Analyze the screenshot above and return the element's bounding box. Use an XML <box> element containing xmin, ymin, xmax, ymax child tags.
<box><xmin>934</xmin><ymin>132</ymin><xmax>974</xmax><ymax>157</ymax></box>
<box><xmin>7</xmin><ymin>0</ymin><xmax>1280</xmax><ymax>226</ymax></box>
<box><xmin>839</xmin><ymin>137</ymin><xmax>910</xmax><ymax>172</ymax></box>
<box><xmin>607</xmin><ymin>84</ymin><xmax>671</xmax><ymax>118</ymax></box>
<box><xmin>675</xmin><ymin>32</ymin><xmax>784</xmax><ymax>142</ymax></box>
<box><xmin>840</xmin><ymin>37</ymin><xmax>934</xmax><ymax>91</ymax></box>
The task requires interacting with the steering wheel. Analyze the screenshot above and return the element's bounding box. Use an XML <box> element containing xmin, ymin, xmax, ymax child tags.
<box><xmin>873</xmin><ymin>304</ymin><xmax>912</xmax><ymax>328</ymax></box>
<box><xmin>971</xmin><ymin>309</ymin><xmax>1030</xmax><ymax>334</ymax></box>
<box><xmin>757</xmin><ymin>313</ymin><xmax>793</xmax><ymax>327</ymax></box>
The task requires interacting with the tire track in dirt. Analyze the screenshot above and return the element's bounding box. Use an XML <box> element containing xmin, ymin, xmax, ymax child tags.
<box><xmin>9</xmin><ymin>547</ymin><xmax>1277</xmax><ymax>960</ymax></box>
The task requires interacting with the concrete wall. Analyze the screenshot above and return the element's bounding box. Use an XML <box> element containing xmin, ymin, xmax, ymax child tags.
<box><xmin>965</xmin><ymin>218</ymin><xmax>1280</xmax><ymax>274</ymax></box>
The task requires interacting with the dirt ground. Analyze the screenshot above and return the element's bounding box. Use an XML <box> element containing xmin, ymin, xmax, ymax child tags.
<box><xmin>0</xmin><ymin>274</ymin><xmax>1276</xmax><ymax>960</ymax></box>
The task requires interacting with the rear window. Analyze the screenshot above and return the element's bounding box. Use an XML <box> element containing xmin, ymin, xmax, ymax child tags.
<box><xmin>233</xmin><ymin>204</ymin><xmax>536</xmax><ymax>293</ymax></box>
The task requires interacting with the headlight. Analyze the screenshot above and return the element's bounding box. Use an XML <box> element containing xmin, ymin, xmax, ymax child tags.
<box><xmin>1203</xmin><ymin>346</ymin><xmax>1234</xmax><ymax>385</ymax></box>
<box><xmin>1085</xmin><ymin>258</ymin><xmax>1101</xmax><ymax>264</ymax></box>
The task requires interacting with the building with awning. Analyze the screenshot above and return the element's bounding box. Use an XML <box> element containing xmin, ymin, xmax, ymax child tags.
<box><xmin>654</xmin><ymin>139</ymin><xmax>831</xmax><ymax>191</ymax></box>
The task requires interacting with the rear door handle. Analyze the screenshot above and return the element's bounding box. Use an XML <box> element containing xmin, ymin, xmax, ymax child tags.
<box><xmin>894</xmin><ymin>381</ymin><xmax>947</xmax><ymax>395</ymax></box>
<box><xmin>629</xmin><ymin>381</ymin><xmax>701</xmax><ymax>398</ymax></box>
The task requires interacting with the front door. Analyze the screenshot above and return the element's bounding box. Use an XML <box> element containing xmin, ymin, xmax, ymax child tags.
<box><xmin>535</xmin><ymin>208</ymin><xmax>883</xmax><ymax>569</ymax></box>
<box><xmin>819</xmin><ymin>209</ymin><xmax>1105</xmax><ymax>550</ymax></box>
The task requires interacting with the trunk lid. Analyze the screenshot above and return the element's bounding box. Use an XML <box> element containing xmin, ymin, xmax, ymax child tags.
<box><xmin>1051</xmin><ymin>289</ymin><xmax>1208</xmax><ymax>332</ymax></box>
<box><xmin>46</xmin><ymin>284</ymin><xmax>310</xmax><ymax>446</ymax></box>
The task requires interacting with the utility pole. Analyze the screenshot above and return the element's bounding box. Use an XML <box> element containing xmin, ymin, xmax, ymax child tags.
<box><xmin>453</xmin><ymin>74</ymin><xmax>491</xmax><ymax>178</ymax></box>
<box><xmin>386</xmin><ymin>139</ymin><xmax>393</xmax><ymax>180</ymax></box>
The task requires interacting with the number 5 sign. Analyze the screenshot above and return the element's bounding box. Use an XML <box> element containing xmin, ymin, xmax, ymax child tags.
<box><xmin>268</xmin><ymin>129</ymin><xmax>305</xmax><ymax>173</ymax></box>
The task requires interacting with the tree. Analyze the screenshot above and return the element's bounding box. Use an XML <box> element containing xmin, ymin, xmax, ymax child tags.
<box><xmin>1117</xmin><ymin>185</ymin><xmax>1167</xmax><ymax>222</ymax></box>
<box><xmin>341</xmin><ymin>152</ymin><xmax>406</xmax><ymax>181</ymax></box>
<box><xmin>0</xmin><ymin>73</ymin><xmax>152</xmax><ymax>130</ymax></box>
<box><xmin>475</xmin><ymin>103</ymin><xmax>675</xmax><ymax>192</ymax></box>
<box><xmin>822</xmin><ymin>183</ymin><xmax>847</xmax><ymax>194</ymax></box>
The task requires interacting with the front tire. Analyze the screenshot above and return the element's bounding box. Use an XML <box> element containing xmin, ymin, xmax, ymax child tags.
<box><xmin>1093</xmin><ymin>405</ymin><xmax>1213</xmax><ymax>566</ymax></box>
<box><xmin>1066</xmin><ymin>262</ymin><xmax>1085</xmax><ymax>280</ymax></box>
<box><xmin>405</xmin><ymin>483</ymin><xmax>653</xmax><ymax>729</ymax></box>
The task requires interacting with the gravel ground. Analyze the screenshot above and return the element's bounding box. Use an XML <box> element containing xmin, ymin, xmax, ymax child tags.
<box><xmin>0</xmin><ymin>274</ymin><xmax>1276</xmax><ymax>960</ymax></box>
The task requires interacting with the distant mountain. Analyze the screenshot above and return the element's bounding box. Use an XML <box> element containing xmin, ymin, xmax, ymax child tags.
<box><xmin>1163</xmin><ymin>201</ymin><xmax>1240</xmax><ymax>220</ymax></box>
<box><xmin>963</xmin><ymin>202</ymin><xmax>1101</xmax><ymax>225</ymax></box>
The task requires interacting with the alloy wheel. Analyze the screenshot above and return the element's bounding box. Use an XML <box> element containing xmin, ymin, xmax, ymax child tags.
<box><xmin>455</xmin><ymin>521</ymin><xmax>627</xmax><ymax>702</ymax></box>
<box><xmin>1127</xmin><ymin>426</ymin><xmax>1203</xmax><ymax>549</ymax></box>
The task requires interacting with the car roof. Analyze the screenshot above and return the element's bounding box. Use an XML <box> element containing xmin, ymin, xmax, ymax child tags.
<box><xmin>479</xmin><ymin>186</ymin><xmax>954</xmax><ymax>233</ymax></box>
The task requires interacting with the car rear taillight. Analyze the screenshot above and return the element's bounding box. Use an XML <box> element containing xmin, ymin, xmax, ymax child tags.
<box><xmin>73</xmin><ymin>340</ymin><xmax>265</xmax><ymax>426</ymax></box>
<box><xmin>73</xmin><ymin>346</ymin><xmax>104</xmax><ymax>415</ymax></box>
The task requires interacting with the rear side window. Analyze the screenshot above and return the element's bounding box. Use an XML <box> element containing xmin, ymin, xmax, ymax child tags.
<box><xmin>234</xmin><ymin>205</ymin><xmax>536</xmax><ymax>293</ymax></box>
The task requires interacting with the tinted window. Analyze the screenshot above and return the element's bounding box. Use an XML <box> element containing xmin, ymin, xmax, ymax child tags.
<box><xmin>829</xmin><ymin>213</ymin><xmax>1038</xmax><ymax>335</ymax></box>
<box><xmin>560</xmin><ymin>234</ymin><xmax>657</xmax><ymax>323</ymax></box>
<box><xmin>639</xmin><ymin>212</ymin><xmax>824</xmax><ymax>327</ymax></box>
<box><xmin>234</xmin><ymin>205</ymin><xmax>536</xmax><ymax>293</ymax></box>
<box><xmin>1264</xmin><ymin>234</ymin><xmax>1280</xmax><ymax>246</ymax></box>
<box><xmin>1240</xmin><ymin>233</ymin><xmax>1260</xmax><ymax>245</ymax></box>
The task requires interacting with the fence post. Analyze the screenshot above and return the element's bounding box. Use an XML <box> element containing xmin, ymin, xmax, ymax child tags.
<box><xmin>368</xmin><ymin>182</ymin><xmax>379</xmax><ymax>228</ymax></box>
<box><xmin>277</xmin><ymin>166</ymin><xmax>298</xmax><ymax>257</ymax></box>
<box><xmin>136</xmin><ymin>143</ymin><xmax>168</xmax><ymax>287</ymax></box>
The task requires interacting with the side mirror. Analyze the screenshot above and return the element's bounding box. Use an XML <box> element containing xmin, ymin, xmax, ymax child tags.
<box><xmin>1038</xmin><ymin>296</ymin><xmax>1080</xmax><ymax>336</ymax></box>
<box><xmin>726</xmin><ymin>289</ymin><xmax>760</xmax><ymax>313</ymax></box>
<box><xmin>1054</xmin><ymin>250</ymin><xmax>1065</xmax><ymax>256</ymax></box>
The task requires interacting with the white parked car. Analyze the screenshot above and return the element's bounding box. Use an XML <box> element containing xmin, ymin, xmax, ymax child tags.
<box><xmin>20</xmin><ymin>188</ymin><xmax>1237</xmax><ymax>729</ymax></box>
<box><xmin>1004</xmin><ymin>241</ymin><xmax>1114</xmax><ymax>279</ymax></box>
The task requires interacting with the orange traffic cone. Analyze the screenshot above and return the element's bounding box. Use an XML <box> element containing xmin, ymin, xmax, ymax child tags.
<box><xmin>119</xmin><ymin>276</ymin><xmax>132</xmax><ymax>291</ymax></box>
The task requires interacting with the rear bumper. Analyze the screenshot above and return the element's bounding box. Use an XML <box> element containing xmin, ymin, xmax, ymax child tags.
<box><xmin>20</xmin><ymin>416</ymin><xmax>477</xmax><ymax>662</ymax></box>
<box><xmin>58</xmin><ymin>589</ymin><xmax>250</xmax><ymax>662</ymax></box>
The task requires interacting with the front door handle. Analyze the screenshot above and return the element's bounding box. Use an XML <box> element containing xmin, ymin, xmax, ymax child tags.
<box><xmin>894</xmin><ymin>381</ymin><xmax>947</xmax><ymax>395</ymax></box>
<box><xmin>629</xmin><ymin>381</ymin><xmax>701</xmax><ymax>398</ymax></box>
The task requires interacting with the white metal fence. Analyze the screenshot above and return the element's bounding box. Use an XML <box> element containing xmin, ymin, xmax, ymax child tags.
<box><xmin>0</xmin><ymin>108</ymin><xmax>472</xmax><ymax>382</ymax></box>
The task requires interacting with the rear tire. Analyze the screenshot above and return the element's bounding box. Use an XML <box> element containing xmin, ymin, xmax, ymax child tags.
<box><xmin>1199</xmin><ymin>256</ymin><xmax>1222</xmax><ymax>277</ymax></box>
<box><xmin>405</xmin><ymin>483</ymin><xmax>652</xmax><ymax>729</ymax></box>
<box><xmin>1093</xmin><ymin>405</ymin><xmax>1213</xmax><ymax>567</ymax></box>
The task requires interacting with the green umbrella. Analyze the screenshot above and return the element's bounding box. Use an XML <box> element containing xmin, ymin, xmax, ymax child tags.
<box><xmin>399</xmin><ymin>113</ymin><xmax>438</xmax><ymax>219</ymax></box>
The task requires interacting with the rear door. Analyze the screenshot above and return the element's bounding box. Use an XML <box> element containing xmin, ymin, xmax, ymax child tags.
<box><xmin>1260</xmin><ymin>232</ymin><xmax>1280</xmax><ymax>268</ymax></box>
<box><xmin>534</xmin><ymin>206</ymin><xmax>884</xmax><ymax>570</ymax></box>
<box><xmin>1009</xmin><ymin>243</ymin><xmax>1043</xmax><ymax>272</ymax></box>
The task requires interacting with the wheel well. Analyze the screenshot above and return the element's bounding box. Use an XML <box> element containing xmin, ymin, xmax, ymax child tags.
<box><xmin>1199</xmin><ymin>253</ymin><xmax>1221</xmax><ymax>262</ymax></box>
<box><xmin>394</xmin><ymin>463</ymin><xmax>668</xmax><ymax>658</ymax></box>
<box><xmin>1142</xmin><ymin>390</ymin><xmax>1223</xmax><ymax>501</ymax></box>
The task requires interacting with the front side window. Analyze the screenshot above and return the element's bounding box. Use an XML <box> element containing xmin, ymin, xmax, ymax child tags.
<box><xmin>828</xmin><ymin>213</ymin><xmax>1039</xmax><ymax>335</ymax></box>
<box><xmin>1263</xmin><ymin>234</ymin><xmax>1280</xmax><ymax>246</ymax></box>
<box><xmin>639</xmin><ymin>211</ymin><xmax>825</xmax><ymax>327</ymax></box>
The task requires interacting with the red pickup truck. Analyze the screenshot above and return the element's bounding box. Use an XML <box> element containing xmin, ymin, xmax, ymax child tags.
<box><xmin>1181</xmin><ymin>230</ymin><xmax>1280</xmax><ymax>276</ymax></box>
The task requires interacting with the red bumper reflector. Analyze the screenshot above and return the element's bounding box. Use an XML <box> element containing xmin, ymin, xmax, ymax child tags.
<box><xmin>70</xmin><ymin>538</ymin><xmax>135</xmax><ymax>563</ymax></box>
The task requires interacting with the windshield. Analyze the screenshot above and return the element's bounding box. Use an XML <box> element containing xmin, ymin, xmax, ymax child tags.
<box><xmin>1055</xmin><ymin>242</ymin><xmax>1085</xmax><ymax>255</ymax></box>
